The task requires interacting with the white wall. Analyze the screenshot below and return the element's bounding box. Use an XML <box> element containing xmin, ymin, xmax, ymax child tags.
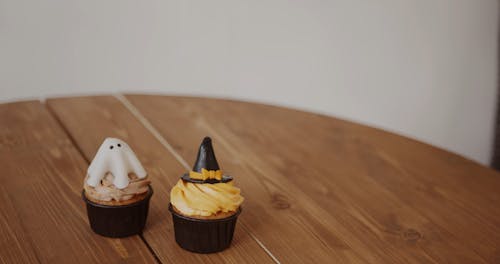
<box><xmin>0</xmin><ymin>0</ymin><xmax>498</xmax><ymax>165</ymax></box>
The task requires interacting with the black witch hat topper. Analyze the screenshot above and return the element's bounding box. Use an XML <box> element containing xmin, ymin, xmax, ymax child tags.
<box><xmin>181</xmin><ymin>137</ymin><xmax>233</xmax><ymax>184</ymax></box>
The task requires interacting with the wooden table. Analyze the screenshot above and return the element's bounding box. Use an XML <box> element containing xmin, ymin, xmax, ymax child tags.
<box><xmin>1</xmin><ymin>94</ymin><xmax>499</xmax><ymax>263</ymax></box>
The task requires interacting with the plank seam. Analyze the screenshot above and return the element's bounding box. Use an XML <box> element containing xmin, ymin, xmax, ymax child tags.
<box><xmin>45</xmin><ymin>102</ymin><xmax>91</xmax><ymax>164</ymax></box>
<box><xmin>114</xmin><ymin>94</ymin><xmax>191</xmax><ymax>170</ymax></box>
<box><xmin>115</xmin><ymin>94</ymin><xmax>281</xmax><ymax>264</ymax></box>
<box><xmin>44</xmin><ymin>101</ymin><xmax>163</xmax><ymax>264</ymax></box>
<box><xmin>139</xmin><ymin>235</ymin><xmax>162</xmax><ymax>264</ymax></box>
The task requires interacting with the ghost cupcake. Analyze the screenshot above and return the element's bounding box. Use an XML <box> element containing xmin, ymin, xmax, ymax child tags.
<box><xmin>82</xmin><ymin>138</ymin><xmax>153</xmax><ymax>238</ymax></box>
<box><xmin>169</xmin><ymin>137</ymin><xmax>244</xmax><ymax>253</ymax></box>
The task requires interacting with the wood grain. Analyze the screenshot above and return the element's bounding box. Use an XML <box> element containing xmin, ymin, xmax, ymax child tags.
<box><xmin>124</xmin><ymin>94</ymin><xmax>500</xmax><ymax>263</ymax></box>
<box><xmin>0</xmin><ymin>101</ymin><xmax>156</xmax><ymax>264</ymax></box>
<box><xmin>46</xmin><ymin>96</ymin><xmax>274</xmax><ymax>264</ymax></box>
<box><xmin>5</xmin><ymin>95</ymin><xmax>499</xmax><ymax>263</ymax></box>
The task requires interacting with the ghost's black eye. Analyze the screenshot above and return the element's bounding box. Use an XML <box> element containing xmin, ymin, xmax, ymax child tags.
<box><xmin>117</xmin><ymin>144</ymin><xmax>121</xmax><ymax>147</ymax></box>
<box><xmin>109</xmin><ymin>145</ymin><xmax>114</xmax><ymax>149</ymax></box>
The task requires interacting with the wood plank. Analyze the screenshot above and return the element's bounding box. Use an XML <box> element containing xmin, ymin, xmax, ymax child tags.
<box><xmin>125</xmin><ymin>94</ymin><xmax>500</xmax><ymax>263</ymax></box>
<box><xmin>46</xmin><ymin>96</ymin><xmax>274</xmax><ymax>264</ymax></box>
<box><xmin>0</xmin><ymin>101</ymin><xmax>156</xmax><ymax>264</ymax></box>
<box><xmin>121</xmin><ymin>95</ymin><xmax>414</xmax><ymax>263</ymax></box>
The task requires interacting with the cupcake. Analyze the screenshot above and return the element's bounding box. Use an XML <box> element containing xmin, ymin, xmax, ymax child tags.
<box><xmin>82</xmin><ymin>138</ymin><xmax>153</xmax><ymax>238</ymax></box>
<box><xmin>169</xmin><ymin>137</ymin><xmax>244</xmax><ymax>253</ymax></box>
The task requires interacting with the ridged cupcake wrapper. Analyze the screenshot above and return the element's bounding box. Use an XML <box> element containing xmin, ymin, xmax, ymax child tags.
<box><xmin>82</xmin><ymin>186</ymin><xmax>153</xmax><ymax>238</ymax></box>
<box><xmin>169</xmin><ymin>204</ymin><xmax>241</xmax><ymax>253</ymax></box>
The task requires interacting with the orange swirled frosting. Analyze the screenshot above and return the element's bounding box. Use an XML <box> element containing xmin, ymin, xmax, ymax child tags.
<box><xmin>170</xmin><ymin>178</ymin><xmax>244</xmax><ymax>217</ymax></box>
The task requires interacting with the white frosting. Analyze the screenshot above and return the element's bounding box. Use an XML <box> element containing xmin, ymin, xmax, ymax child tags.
<box><xmin>87</xmin><ymin>138</ymin><xmax>147</xmax><ymax>189</ymax></box>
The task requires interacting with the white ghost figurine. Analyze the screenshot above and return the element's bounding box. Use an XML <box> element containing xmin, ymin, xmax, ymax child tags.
<box><xmin>87</xmin><ymin>138</ymin><xmax>147</xmax><ymax>189</ymax></box>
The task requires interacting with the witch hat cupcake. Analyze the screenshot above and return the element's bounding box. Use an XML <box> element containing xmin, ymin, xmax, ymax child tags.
<box><xmin>169</xmin><ymin>137</ymin><xmax>244</xmax><ymax>253</ymax></box>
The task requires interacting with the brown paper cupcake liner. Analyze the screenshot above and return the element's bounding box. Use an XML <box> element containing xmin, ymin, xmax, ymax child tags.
<box><xmin>82</xmin><ymin>186</ymin><xmax>153</xmax><ymax>238</ymax></box>
<box><xmin>168</xmin><ymin>203</ymin><xmax>241</xmax><ymax>253</ymax></box>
